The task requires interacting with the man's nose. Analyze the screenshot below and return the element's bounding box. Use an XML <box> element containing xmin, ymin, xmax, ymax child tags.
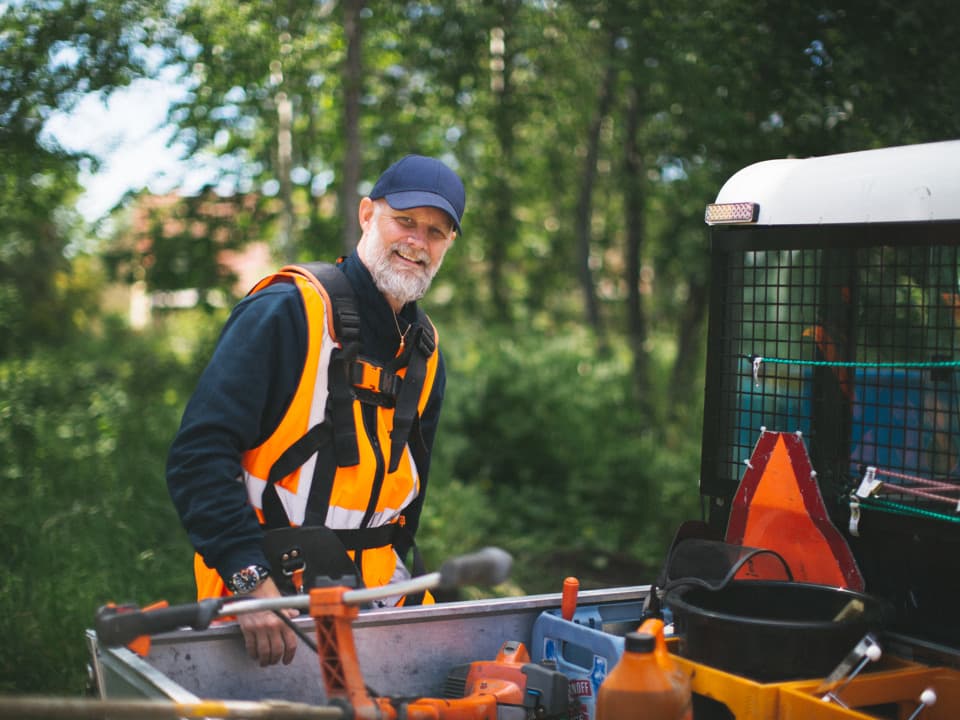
<box><xmin>405</xmin><ymin>225</ymin><xmax>428</xmax><ymax>247</ymax></box>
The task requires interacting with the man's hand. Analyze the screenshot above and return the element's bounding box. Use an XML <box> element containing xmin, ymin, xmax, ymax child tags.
<box><xmin>235</xmin><ymin>576</ymin><xmax>299</xmax><ymax>666</ymax></box>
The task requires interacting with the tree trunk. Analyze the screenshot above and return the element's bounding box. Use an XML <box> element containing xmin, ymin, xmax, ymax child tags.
<box><xmin>575</xmin><ymin>31</ymin><xmax>617</xmax><ymax>347</ymax></box>
<box><xmin>276</xmin><ymin>91</ymin><xmax>295</xmax><ymax>262</ymax></box>
<box><xmin>669</xmin><ymin>277</ymin><xmax>709</xmax><ymax>418</ymax></box>
<box><xmin>487</xmin><ymin>8</ymin><xmax>517</xmax><ymax>323</ymax></box>
<box><xmin>341</xmin><ymin>0</ymin><xmax>364</xmax><ymax>252</ymax></box>
<box><xmin>622</xmin><ymin>82</ymin><xmax>649</xmax><ymax>410</ymax></box>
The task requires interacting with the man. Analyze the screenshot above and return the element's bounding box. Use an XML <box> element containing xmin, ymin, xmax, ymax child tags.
<box><xmin>166</xmin><ymin>154</ymin><xmax>464</xmax><ymax>667</ymax></box>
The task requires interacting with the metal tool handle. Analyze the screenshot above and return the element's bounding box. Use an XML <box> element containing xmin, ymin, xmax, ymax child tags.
<box><xmin>96</xmin><ymin>547</ymin><xmax>513</xmax><ymax>647</ymax></box>
<box><xmin>95</xmin><ymin>599</ymin><xmax>225</xmax><ymax>647</ymax></box>
<box><xmin>0</xmin><ymin>695</ymin><xmax>344</xmax><ymax>719</ymax></box>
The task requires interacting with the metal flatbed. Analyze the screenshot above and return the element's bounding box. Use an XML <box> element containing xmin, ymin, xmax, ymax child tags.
<box><xmin>86</xmin><ymin>585</ymin><xmax>650</xmax><ymax>704</ymax></box>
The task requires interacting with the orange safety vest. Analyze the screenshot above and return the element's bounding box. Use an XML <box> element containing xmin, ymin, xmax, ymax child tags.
<box><xmin>195</xmin><ymin>263</ymin><xmax>440</xmax><ymax>603</ymax></box>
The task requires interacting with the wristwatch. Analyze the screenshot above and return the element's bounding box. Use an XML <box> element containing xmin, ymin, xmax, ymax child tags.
<box><xmin>227</xmin><ymin>564</ymin><xmax>270</xmax><ymax>594</ymax></box>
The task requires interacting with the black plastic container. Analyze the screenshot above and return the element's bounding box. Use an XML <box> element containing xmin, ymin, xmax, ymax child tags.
<box><xmin>666</xmin><ymin>580</ymin><xmax>888</xmax><ymax>682</ymax></box>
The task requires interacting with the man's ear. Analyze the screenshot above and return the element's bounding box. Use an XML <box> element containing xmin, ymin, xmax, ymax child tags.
<box><xmin>358</xmin><ymin>196</ymin><xmax>375</xmax><ymax>231</ymax></box>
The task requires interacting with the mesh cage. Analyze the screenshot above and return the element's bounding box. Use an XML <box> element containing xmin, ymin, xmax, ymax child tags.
<box><xmin>700</xmin><ymin>224</ymin><xmax>960</xmax><ymax>643</ymax></box>
<box><xmin>702</xmin><ymin>228</ymin><xmax>960</xmax><ymax>512</ymax></box>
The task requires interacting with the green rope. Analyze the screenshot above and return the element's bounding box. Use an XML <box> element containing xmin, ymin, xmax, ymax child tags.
<box><xmin>746</xmin><ymin>355</ymin><xmax>960</xmax><ymax>369</ymax></box>
<box><xmin>858</xmin><ymin>496</ymin><xmax>960</xmax><ymax>525</ymax></box>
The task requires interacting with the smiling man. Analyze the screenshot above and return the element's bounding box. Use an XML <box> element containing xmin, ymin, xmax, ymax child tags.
<box><xmin>166</xmin><ymin>155</ymin><xmax>465</xmax><ymax>667</ymax></box>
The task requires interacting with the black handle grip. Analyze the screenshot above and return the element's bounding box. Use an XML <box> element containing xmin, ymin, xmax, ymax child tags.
<box><xmin>437</xmin><ymin>546</ymin><xmax>513</xmax><ymax>589</ymax></box>
<box><xmin>95</xmin><ymin>598</ymin><xmax>224</xmax><ymax>647</ymax></box>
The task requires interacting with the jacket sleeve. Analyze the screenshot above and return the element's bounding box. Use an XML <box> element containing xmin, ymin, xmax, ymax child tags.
<box><xmin>166</xmin><ymin>283</ymin><xmax>307</xmax><ymax>582</ymax></box>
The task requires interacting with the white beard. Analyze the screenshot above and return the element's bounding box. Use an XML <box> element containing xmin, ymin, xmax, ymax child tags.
<box><xmin>364</xmin><ymin>222</ymin><xmax>443</xmax><ymax>307</ymax></box>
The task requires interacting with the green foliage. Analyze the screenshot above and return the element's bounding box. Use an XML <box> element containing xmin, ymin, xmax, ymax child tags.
<box><xmin>0</xmin><ymin>204</ymin><xmax>101</xmax><ymax>359</ymax></box>
<box><xmin>425</xmin><ymin>325</ymin><xmax>703</xmax><ymax>594</ymax></box>
<box><xmin>0</xmin><ymin>0</ymin><xmax>172</xmax><ymax>360</ymax></box>
<box><xmin>0</xmin><ymin>327</ymin><xmax>198</xmax><ymax>694</ymax></box>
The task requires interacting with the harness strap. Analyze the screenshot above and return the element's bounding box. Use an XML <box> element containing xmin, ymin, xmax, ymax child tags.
<box><xmin>265</xmin><ymin>458</ymin><xmax>406</xmax><ymax>555</ymax></box>
<box><xmin>283</xmin><ymin>261</ymin><xmax>362</xmax><ymax>468</ymax></box>
<box><xmin>261</xmin><ymin>420</ymin><xmax>335</xmax><ymax>530</ymax></box>
<box><xmin>327</xmin><ymin>352</ymin><xmax>360</xmax><ymax>466</ymax></box>
<box><xmin>267</xmin><ymin>423</ymin><xmax>330</xmax><ymax>486</ymax></box>
<box><xmin>333</xmin><ymin>524</ymin><xmax>398</xmax><ymax>551</ymax></box>
<box><xmin>387</xmin><ymin>322</ymin><xmax>435</xmax><ymax>473</ymax></box>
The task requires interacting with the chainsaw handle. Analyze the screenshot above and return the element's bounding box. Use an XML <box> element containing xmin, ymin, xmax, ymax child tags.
<box><xmin>95</xmin><ymin>598</ymin><xmax>224</xmax><ymax>647</ymax></box>
<box><xmin>437</xmin><ymin>546</ymin><xmax>513</xmax><ymax>589</ymax></box>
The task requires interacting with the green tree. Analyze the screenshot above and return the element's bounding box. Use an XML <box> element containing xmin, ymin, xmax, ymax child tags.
<box><xmin>0</xmin><ymin>0</ymin><xmax>172</xmax><ymax>358</ymax></box>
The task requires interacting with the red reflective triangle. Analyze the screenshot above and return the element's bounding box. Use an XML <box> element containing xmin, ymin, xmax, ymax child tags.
<box><xmin>726</xmin><ymin>430</ymin><xmax>864</xmax><ymax>591</ymax></box>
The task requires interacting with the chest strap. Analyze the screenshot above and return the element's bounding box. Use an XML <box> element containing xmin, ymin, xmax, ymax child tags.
<box><xmin>287</xmin><ymin>261</ymin><xmax>363</xmax><ymax>468</ymax></box>
<box><xmin>386</xmin><ymin>322</ymin><xmax>435</xmax><ymax>473</ymax></box>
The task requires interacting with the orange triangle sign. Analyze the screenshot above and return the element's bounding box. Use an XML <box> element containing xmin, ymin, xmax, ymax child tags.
<box><xmin>725</xmin><ymin>430</ymin><xmax>864</xmax><ymax>591</ymax></box>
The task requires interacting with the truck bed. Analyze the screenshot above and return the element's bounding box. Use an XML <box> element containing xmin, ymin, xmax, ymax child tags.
<box><xmin>86</xmin><ymin>585</ymin><xmax>650</xmax><ymax>704</ymax></box>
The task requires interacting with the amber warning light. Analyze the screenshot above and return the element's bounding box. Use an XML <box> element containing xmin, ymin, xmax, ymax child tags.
<box><xmin>705</xmin><ymin>201</ymin><xmax>759</xmax><ymax>225</ymax></box>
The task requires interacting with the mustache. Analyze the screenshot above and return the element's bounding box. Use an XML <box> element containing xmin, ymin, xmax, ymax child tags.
<box><xmin>391</xmin><ymin>243</ymin><xmax>431</xmax><ymax>266</ymax></box>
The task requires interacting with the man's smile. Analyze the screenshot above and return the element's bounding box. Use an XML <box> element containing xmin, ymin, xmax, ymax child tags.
<box><xmin>393</xmin><ymin>245</ymin><xmax>428</xmax><ymax>269</ymax></box>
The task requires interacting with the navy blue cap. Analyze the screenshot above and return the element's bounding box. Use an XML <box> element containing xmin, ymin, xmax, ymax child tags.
<box><xmin>369</xmin><ymin>154</ymin><xmax>465</xmax><ymax>233</ymax></box>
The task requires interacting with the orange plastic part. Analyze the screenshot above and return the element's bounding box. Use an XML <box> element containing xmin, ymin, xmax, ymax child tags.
<box><xmin>779</xmin><ymin>665</ymin><xmax>960</xmax><ymax>720</ymax></box>
<box><xmin>377</xmin><ymin>642</ymin><xmax>533</xmax><ymax>720</ymax></box>
<box><xmin>291</xmin><ymin>567</ymin><xmax>305</xmax><ymax>594</ymax></box>
<box><xmin>638</xmin><ymin>618</ymin><xmax>673</xmax><ymax>670</ymax></box>
<box><xmin>127</xmin><ymin>600</ymin><xmax>170</xmax><ymax>657</ymax></box>
<box><xmin>725</xmin><ymin>430</ymin><xmax>864</xmax><ymax>590</ymax></box>
<box><xmin>387</xmin><ymin>695</ymin><xmax>496</xmax><ymax>720</ymax></box>
<box><xmin>561</xmin><ymin>576</ymin><xmax>579</xmax><ymax>621</ymax></box>
<box><xmin>309</xmin><ymin>586</ymin><xmax>381</xmax><ymax>719</ymax></box>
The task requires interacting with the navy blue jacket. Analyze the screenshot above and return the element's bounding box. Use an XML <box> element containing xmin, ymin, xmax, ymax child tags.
<box><xmin>166</xmin><ymin>251</ymin><xmax>445</xmax><ymax>582</ymax></box>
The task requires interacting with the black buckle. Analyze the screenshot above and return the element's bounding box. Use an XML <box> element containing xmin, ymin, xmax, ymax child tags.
<box><xmin>349</xmin><ymin>361</ymin><xmax>402</xmax><ymax>398</ymax></box>
<box><xmin>353</xmin><ymin>387</ymin><xmax>395</xmax><ymax>408</ymax></box>
<box><xmin>349</xmin><ymin>362</ymin><xmax>365</xmax><ymax>386</ymax></box>
<box><xmin>379</xmin><ymin>371</ymin><xmax>402</xmax><ymax>396</ymax></box>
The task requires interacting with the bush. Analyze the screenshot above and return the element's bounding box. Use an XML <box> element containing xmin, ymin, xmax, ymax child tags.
<box><xmin>0</xmin><ymin>325</ymin><xmax>200</xmax><ymax>694</ymax></box>
<box><xmin>424</xmin><ymin>327</ymin><xmax>703</xmax><ymax>594</ymax></box>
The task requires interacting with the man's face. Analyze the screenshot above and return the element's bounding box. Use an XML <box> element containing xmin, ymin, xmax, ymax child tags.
<box><xmin>358</xmin><ymin>198</ymin><xmax>456</xmax><ymax>310</ymax></box>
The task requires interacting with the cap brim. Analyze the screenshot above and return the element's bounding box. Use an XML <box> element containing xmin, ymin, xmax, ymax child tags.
<box><xmin>384</xmin><ymin>191</ymin><xmax>461</xmax><ymax>234</ymax></box>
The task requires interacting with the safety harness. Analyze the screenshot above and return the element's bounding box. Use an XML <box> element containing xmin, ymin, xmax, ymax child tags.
<box><xmin>258</xmin><ymin>261</ymin><xmax>435</xmax><ymax>602</ymax></box>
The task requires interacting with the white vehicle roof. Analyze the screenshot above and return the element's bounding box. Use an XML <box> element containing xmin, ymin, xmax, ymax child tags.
<box><xmin>711</xmin><ymin>139</ymin><xmax>960</xmax><ymax>225</ymax></box>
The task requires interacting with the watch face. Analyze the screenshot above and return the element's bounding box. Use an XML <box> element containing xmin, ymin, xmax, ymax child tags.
<box><xmin>230</xmin><ymin>565</ymin><xmax>267</xmax><ymax>594</ymax></box>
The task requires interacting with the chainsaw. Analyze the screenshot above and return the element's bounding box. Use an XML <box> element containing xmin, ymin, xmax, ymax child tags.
<box><xmin>396</xmin><ymin>638</ymin><xmax>569</xmax><ymax>720</ymax></box>
<box><xmin>94</xmin><ymin>547</ymin><xmax>571</xmax><ymax>720</ymax></box>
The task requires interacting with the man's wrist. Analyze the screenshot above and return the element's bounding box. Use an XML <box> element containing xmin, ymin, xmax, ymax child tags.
<box><xmin>226</xmin><ymin>564</ymin><xmax>271</xmax><ymax>594</ymax></box>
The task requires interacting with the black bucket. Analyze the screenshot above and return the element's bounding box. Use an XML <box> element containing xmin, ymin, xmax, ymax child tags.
<box><xmin>666</xmin><ymin>580</ymin><xmax>888</xmax><ymax>682</ymax></box>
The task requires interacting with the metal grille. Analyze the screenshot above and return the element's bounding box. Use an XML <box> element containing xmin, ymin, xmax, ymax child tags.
<box><xmin>701</xmin><ymin>227</ymin><xmax>960</xmax><ymax>520</ymax></box>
